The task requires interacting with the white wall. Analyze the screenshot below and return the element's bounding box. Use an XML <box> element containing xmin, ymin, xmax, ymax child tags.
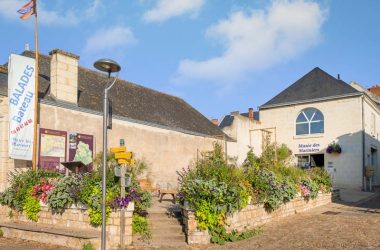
<box><xmin>258</xmin><ymin>96</ymin><xmax>364</xmax><ymax>189</ymax></box>
<box><xmin>223</xmin><ymin>115</ymin><xmax>261</xmax><ymax>165</ymax></box>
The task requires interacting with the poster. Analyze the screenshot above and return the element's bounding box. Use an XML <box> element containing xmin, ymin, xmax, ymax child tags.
<box><xmin>8</xmin><ymin>54</ymin><xmax>36</xmax><ymax>160</ymax></box>
<box><xmin>38</xmin><ymin>128</ymin><xmax>67</xmax><ymax>172</ymax></box>
<box><xmin>69</xmin><ymin>132</ymin><xmax>94</xmax><ymax>172</ymax></box>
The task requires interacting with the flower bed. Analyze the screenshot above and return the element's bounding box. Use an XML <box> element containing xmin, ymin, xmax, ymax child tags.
<box><xmin>0</xmin><ymin>152</ymin><xmax>153</xmax><ymax>248</ymax></box>
<box><xmin>183</xmin><ymin>192</ymin><xmax>332</xmax><ymax>244</ymax></box>
<box><xmin>178</xmin><ymin>144</ymin><xmax>333</xmax><ymax>245</ymax></box>
<box><xmin>0</xmin><ymin>203</ymin><xmax>134</xmax><ymax>249</ymax></box>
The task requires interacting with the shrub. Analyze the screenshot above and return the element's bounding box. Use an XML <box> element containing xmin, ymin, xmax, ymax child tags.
<box><xmin>300</xmin><ymin>179</ymin><xmax>319</xmax><ymax>199</ymax></box>
<box><xmin>23</xmin><ymin>190</ymin><xmax>41</xmax><ymax>222</ymax></box>
<box><xmin>31</xmin><ymin>179</ymin><xmax>54</xmax><ymax>203</ymax></box>
<box><xmin>82</xmin><ymin>242</ymin><xmax>95</xmax><ymax>250</ymax></box>
<box><xmin>0</xmin><ymin>169</ymin><xmax>59</xmax><ymax>211</ymax></box>
<box><xmin>132</xmin><ymin>214</ymin><xmax>151</xmax><ymax>240</ymax></box>
<box><xmin>309</xmin><ymin>167</ymin><xmax>332</xmax><ymax>193</ymax></box>
<box><xmin>47</xmin><ymin>175</ymin><xmax>82</xmax><ymax>212</ymax></box>
<box><xmin>179</xmin><ymin>144</ymin><xmax>250</xmax><ymax>242</ymax></box>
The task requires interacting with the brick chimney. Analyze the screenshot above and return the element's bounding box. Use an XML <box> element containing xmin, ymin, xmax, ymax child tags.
<box><xmin>248</xmin><ymin>107</ymin><xmax>254</xmax><ymax>120</ymax></box>
<box><xmin>368</xmin><ymin>85</ymin><xmax>380</xmax><ymax>98</ymax></box>
<box><xmin>211</xmin><ymin>118</ymin><xmax>218</xmax><ymax>126</ymax></box>
<box><xmin>49</xmin><ymin>49</ymin><xmax>79</xmax><ymax>104</ymax></box>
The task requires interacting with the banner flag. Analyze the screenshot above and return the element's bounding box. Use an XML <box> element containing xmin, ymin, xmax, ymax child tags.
<box><xmin>8</xmin><ymin>54</ymin><xmax>36</xmax><ymax>160</ymax></box>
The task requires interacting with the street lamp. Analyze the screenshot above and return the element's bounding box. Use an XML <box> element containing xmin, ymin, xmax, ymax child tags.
<box><xmin>94</xmin><ymin>58</ymin><xmax>121</xmax><ymax>250</ymax></box>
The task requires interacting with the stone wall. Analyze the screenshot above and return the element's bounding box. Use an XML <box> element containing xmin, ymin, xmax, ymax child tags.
<box><xmin>183</xmin><ymin>192</ymin><xmax>332</xmax><ymax>245</ymax></box>
<box><xmin>0</xmin><ymin>203</ymin><xmax>133</xmax><ymax>249</ymax></box>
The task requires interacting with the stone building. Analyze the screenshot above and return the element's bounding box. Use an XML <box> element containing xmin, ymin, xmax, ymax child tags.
<box><xmin>0</xmin><ymin>49</ymin><xmax>228</xmax><ymax>191</ymax></box>
<box><xmin>220</xmin><ymin>67</ymin><xmax>380</xmax><ymax>190</ymax></box>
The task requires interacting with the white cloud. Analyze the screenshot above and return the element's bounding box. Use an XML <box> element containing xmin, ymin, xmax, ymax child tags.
<box><xmin>84</xmin><ymin>26</ymin><xmax>137</xmax><ymax>54</ymax></box>
<box><xmin>143</xmin><ymin>0</ymin><xmax>204</xmax><ymax>22</ymax></box>
<box><xmin>0</xmin><ymin>0</ymin><xmax>102</xmax><ymax>26</ymax></box>
<box><xmin>175</xmin><ymin>0</ymin><xmax>327</xmax><ymax>85</ymax></box>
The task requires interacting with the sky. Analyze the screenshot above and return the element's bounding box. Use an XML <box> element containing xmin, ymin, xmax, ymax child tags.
<box><xmin>0</xmin><ymin>0</ymin><xmax>379</xmax><ymax>121</ymax></box>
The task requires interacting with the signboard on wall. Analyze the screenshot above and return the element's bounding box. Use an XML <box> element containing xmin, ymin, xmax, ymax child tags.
<box><xmin>38</xmin><ymin>128</ymin><xmax>67</xmax><ymax>172</ymax></box>
<box><xmin>298</xmin><ymin>143</ymin><xmax>321</xmax><ymax>153</ymax></box>
<box><xmin>68</xmin><ymin>132</ymin><xmax>94</xmax><ymax>171</ymax></box>
<box><xmin>8</xmin><ymin>54</ymin><xmax>36</xmax><ymax>160</ymax></box>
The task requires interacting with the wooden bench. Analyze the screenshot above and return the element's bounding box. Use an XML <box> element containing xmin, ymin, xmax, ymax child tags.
<box><xmin>159</xmin><ymin>189</ymin><xmax>178</xmax><ymax>203</ymax></box>
<box><xmin>138</xmin><ymin>178</ymin><xmax>160</xmax><ymax>196</ymax></box>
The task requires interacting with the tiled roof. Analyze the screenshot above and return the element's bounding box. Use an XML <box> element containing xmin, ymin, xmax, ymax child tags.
<box><xmin>0</xmin><ymin>50</ymin><xmax>225</xmax><ymax>137</ymax></box>
<box><xmin>261</xmin><ymin>67</ymin><xmax>361</xmax><ymax>109</ymax></box>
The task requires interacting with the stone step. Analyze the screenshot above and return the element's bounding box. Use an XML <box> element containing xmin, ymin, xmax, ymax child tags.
<box><xmin>147</xmin><ymin>212</ymin><xmax>181</xmax><ymax>219</ymax></box>
<box><xmin>149</xmin><ymin>223</ymin><xmax>183</xmax><ymax>230</ymax></box>
<box><xmin>150</xmin><ymin>228</ymin><xmax>184</xmax><ymax>237</ymax></box>
<box><xmin>0</xmin><ymin>221</ymin><xmax>100</xmax><ymax>250</ymax></box>
<box><xmin>147</xmin><ymin>218</ymin><xmax>182</xmax><ymax>226</ymax></box>
<box><xmin>133</xmin><ymin>234</ymin><xmax>187</xmax><ymax>245</ymax></box>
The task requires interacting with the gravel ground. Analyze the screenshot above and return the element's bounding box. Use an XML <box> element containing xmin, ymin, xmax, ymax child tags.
<box><xmin>0</xmin><ymin>237</ymin><xmax>73</xmax><ymax>250</ymax></box>
<box><xmin>1</xmin><ymin>195</ymin><xmax>379</xmax><ymax>250</ymax></box>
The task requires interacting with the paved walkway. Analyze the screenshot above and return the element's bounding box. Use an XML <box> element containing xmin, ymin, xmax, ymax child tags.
<box><xmin>205</xmin><ymin>193</ymin><xmax>380</xmax><ymax>250</ymax></box>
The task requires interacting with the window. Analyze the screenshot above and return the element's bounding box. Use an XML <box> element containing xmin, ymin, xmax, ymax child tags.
<box><xmin>296</xmin><ymin>108</ymin><xmax>324</xmax><ymax>135</ymax></box>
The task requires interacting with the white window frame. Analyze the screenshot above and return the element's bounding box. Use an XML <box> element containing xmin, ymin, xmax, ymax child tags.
<box><xmin>296</xmin><ymin>108</ymin><xmax>324</xmax><ymax>135</ymax></box>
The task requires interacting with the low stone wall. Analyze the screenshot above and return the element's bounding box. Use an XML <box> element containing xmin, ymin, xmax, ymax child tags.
<box><xmin>0</xmin><ymin>204</ymin><xmax>133</xmax><ymax>249</ymax></box>
<box><xmin>183</xmin><ymin>192</ymin><xmax>332</xmax><ymax>244</ymax></box>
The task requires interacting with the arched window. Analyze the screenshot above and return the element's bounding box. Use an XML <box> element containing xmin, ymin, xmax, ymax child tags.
<box><xmin>296</xmin><ymin>108</ymin><xmax>324</xmax><ymax>135</ymax></box>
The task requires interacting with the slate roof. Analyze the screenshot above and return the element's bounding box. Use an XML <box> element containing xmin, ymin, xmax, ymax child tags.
<box><xmin>0</xmin><ymin>50</ymin><xmax>225</xmax><ymax>138</ymax></box>
<box><xmin>260</xmin><ymin>67</ymin><xmax>361</xmax><ymax>109</ymax></box>
<box><xmin>219</xmin><ymin>115</ymin><xmax>234</xmax><ymax>129</ymax></box>
<box><xmin>219</xmin><ymin>111</ymin><xmax>259</xmax><ymax>129</ymax></box>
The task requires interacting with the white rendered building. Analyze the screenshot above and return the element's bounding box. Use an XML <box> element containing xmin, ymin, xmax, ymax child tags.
<box><xmin>221</xmin><ymin>68</ymin><xmax>380</xmax><ymax>190</ymax></box>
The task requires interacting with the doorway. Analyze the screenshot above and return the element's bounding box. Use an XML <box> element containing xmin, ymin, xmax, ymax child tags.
<box><xmin>371</xmin><ymin>147</ymin><xmax>378</xmax><ymax>185</ymax></box>
<box><xmin>296</xmin><ymin>154</ymin><xmax>325</xmax><ymax>169</ymax></box>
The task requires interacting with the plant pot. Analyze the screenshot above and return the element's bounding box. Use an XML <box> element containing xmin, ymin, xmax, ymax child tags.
<box><xmin>127</xmin><ymin>201</ymin><xmax>134</xmax><ymax>211</ymax></box>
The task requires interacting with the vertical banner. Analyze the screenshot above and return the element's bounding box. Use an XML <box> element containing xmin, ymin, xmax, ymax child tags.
<box><xmin>38</xmin><ymin>128</ymin><xmax>67</xmax><ymax>172</ymax></box>
<box><xmin>8</xmin><ymin>54</ymin><xmax>36</xmax><ymax>160</ymax></box>
<box><xmin>69</xmin><ymin>132</ymin><xmax>94</xmax><ymax>172</ymax></box>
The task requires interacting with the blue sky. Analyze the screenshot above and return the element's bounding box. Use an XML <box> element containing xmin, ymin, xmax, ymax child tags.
<box><xmin>0</xmin><ymin>0</ymin><xmax>379</xmax><ymax>120</ymax></box>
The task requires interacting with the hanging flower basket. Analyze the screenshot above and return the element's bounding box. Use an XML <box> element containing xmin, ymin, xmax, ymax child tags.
<box><xmin>326</xmin><ymin>142</ymin><xmax>342</xmax><ymax>154</ymax></box>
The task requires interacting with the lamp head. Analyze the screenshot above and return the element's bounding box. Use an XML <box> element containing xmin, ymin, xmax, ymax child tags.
<box><xmin>94</xmin><ymin>59</ymin><xmax>121</xmax><ymax>74</ymax></box>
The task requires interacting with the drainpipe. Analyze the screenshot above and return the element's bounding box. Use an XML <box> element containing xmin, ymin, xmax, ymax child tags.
<box><xmin>362</xmin><ymin>96</ymin><xmax>365</xmax><ymax>190</ymax></box>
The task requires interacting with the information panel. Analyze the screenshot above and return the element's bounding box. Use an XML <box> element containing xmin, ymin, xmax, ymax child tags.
<box><xmin>38</xmin><ymin>128</ymin><xmax>67</xmax><ymax>172</ymax></box>
<box><xmin>69</xmin><ymin>132</ymin><xmax>94</xmax><ymax>172</ymax></box>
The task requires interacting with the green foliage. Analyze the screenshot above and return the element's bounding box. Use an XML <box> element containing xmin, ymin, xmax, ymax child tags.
<box><xmin>300</xmin><ymin>179</ymin><xmax>319</xmax><ymax>199</ymax></box>
<box><xmin>0</xmin><ymin>228</ymin><xmax>3</xmax><ymax>237</ymax></box>
<box><xmin>247</xmin><ymin>168</ymin><xmax>297</xmax><ymax>211</ymax></box>
<box><xmin>0</xmin><ymin>169</ymin><xmax>58</xmax><ymax>212</ymax></box>
<box><xmin>23</xmin><ymin>191</ymin><xmax>40</xmax><ymax>222</ymax></box>
<box><xmin>0</xmin><ymin>188</ymin><xmax>17</xmax><ymax>208</ymax></box>
<box><xmin>81</xmin><ymin>184</ymin><xmax>118</xmax><ymax>225</ymax></box>
<box><xmin>47</xmin><ymin>175</ymin><xmax>81</xmax><ymax>213</ymax></box>
<box><xmin>93</xmin><ymin>150</ymin><xmax>117</xmax><ymax>170</ymax></box>
<box><xmin>210</xmin><ymin>226</ymin><xmax>262</xmax><ymax>245</ymax></box>
<box><xmin>309</xmin><ymin>167</ymin><xmax>332</xmax><ymax>193</ymax></box>
<box><xmin>180</xmin><ymin>143</ymin><xmax>333</xmax><ymax>244</ymax></box>
<box><xmin>132</xmin><ymin>214</ymin><xmax>151</xmax><ymax>240</ymax></box>
<box><xmin>246</xmin><ymin>143</ymin><xmax>292</xmax><ymax>169</ymax></box>
<box><xmin>179</xmin><ymin>144</ymin><xmax>250</xmax><ymax>242</ymax></box>
<box><xmin>82</xmin><ymin>242</ymin><xmax>95</xmax><ymax>250</ymax></box>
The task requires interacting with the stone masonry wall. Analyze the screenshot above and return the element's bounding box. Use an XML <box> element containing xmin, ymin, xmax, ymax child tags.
<box><xmin>183</xmin><ymin>192</ymin><xmax>332</xmax><ymax>245</ymax></box>
<box><xmin>0</xmin><ymin>204</ymin><xmax>133</xmax><ymax>249</ymax></box>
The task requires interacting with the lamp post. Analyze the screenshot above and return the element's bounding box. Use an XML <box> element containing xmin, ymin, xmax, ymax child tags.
<box><xmin>94</xmin><ymin>59</ymin><xmax>121</xmax><ymax>250</ymax></box>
